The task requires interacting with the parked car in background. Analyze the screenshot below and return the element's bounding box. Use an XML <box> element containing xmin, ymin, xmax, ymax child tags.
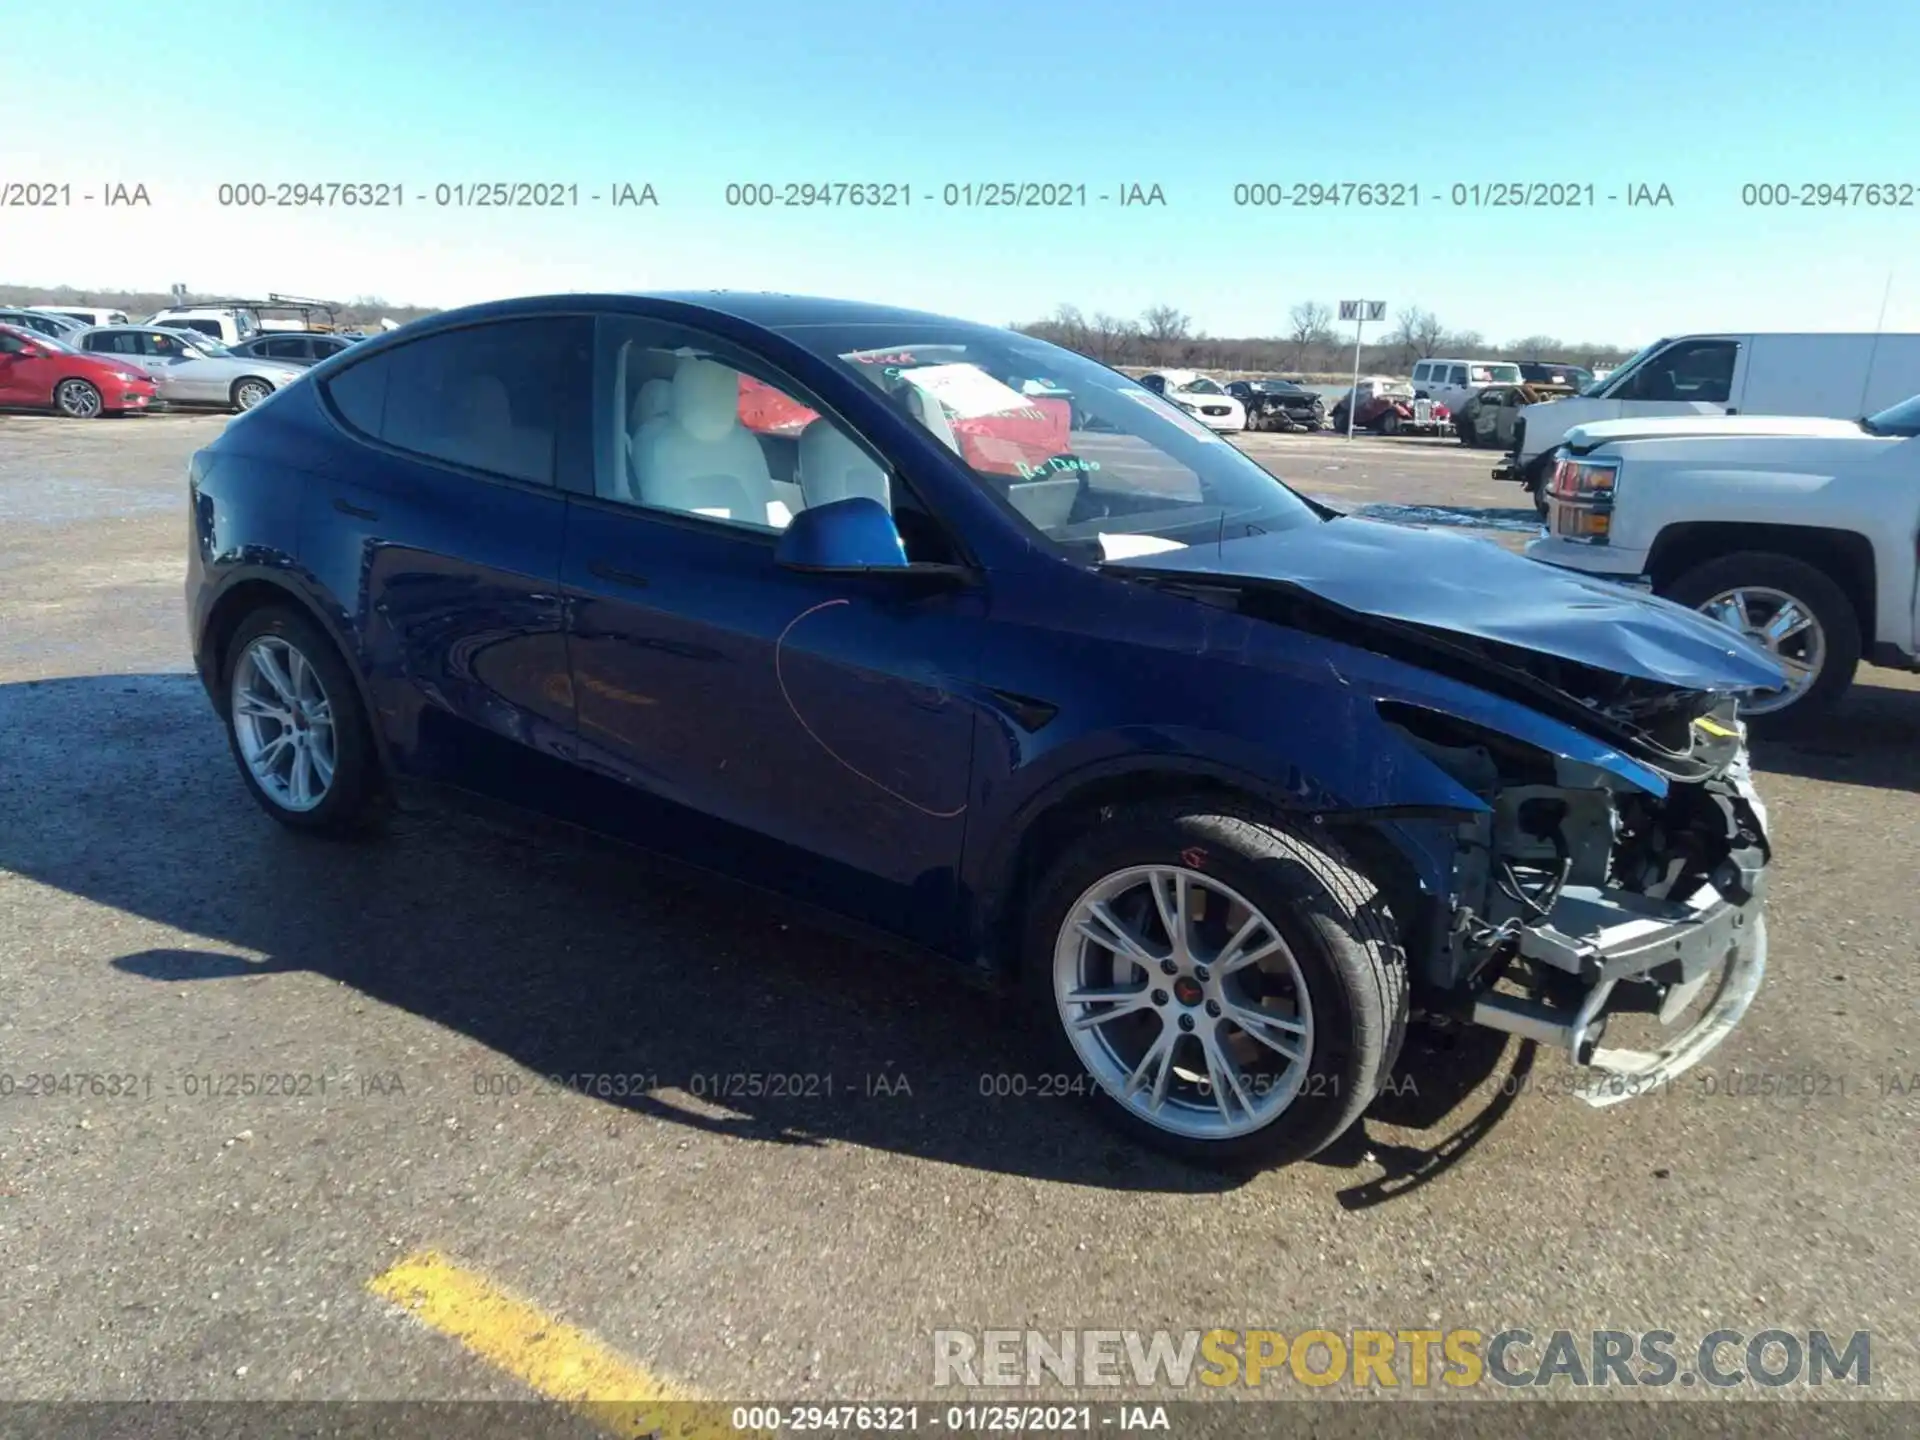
<box><xmin>29</xmin><ymin>305</ymin><xmax>131</xmax><ymax>328</ymax></box>
<box><xmin>0</xmin><ymin>323</ymin><xmax>158</xmax><ymax>417</ymax></box>
<box><xmin>1225</xmin><ymin>378</ymin><xmax>1325</xmax><ymax>432</ymax></box>
<box><xmin>0</xmin><ymin>308</ymin><xmax>85</xmax><ymax>340</ymax></box>
<box><xmin>227</xmin><ymin>331</ymin><xmax>359</xmax><ymax>367</ymax></box>
<box><xmin>71</xmin><ymin>325</ymin><xmax>304</xmax><ymax>411</ymax></box>
<box><xmin>183</xmin><ymin>290</ymin><xmax>1783</xmax><ymax>1168</ymax></box>
<box><xmin>146</xmin><ymin>307</ymin><xmax>261</xmax><ymax>346</ymax></box>
<box><xmin>1455</xmin><ymin>383</ymin><xmax>1556</xmax><ymax>448</ymax></box>
<box><xmin>1495</xmin><ymin>332</ymin><xmax>1920</xmax><ymax>511</ymax></box>
<box><xmin>1138</xmin><ymin>370</ymin><xmax>1247</xmax><ymax>432</ymax></box>
<box><xmin>1410</xmin><ymin>357</ymin><xmax>1524</xmax><ymax>412</ymax></box>
<box><xmin>1525</xmin><ymin>397</ymin><xmax>1920</xmax><ymax>729</ymax></box>
<box><xmin>1516</xmin><ymin>361</ymin><xmax>1595</xmax><ymax>393</ymax></box>
<box><xmin>1330</xmin><ymin>379</ymin><xmax>1451</xmax><ymax>436</ymax></box>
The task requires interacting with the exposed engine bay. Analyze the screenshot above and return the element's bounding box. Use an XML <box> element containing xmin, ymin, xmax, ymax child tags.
<box><xmin>1383</xmin><ymin>699</ymin><xmax>1771</xmax><ymax>1100</ymax></box>
<box><xmin>1117</xmin><ymin>557</ymin><xmax>1778</xmax><ymax>1100</ymax></box>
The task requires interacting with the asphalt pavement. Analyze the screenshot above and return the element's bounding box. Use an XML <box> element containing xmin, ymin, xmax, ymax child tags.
<box><xmin>1</xmin><ymin>413</ymin><xmax>1916</xmax><ymax>1425</ymax></box>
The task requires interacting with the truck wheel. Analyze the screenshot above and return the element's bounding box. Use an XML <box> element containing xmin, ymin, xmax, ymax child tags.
<box><xmin>1025</xmin><ymin>798</ymin><xmax>1408</xmax><ymax>1169</ymax></box>
<box><xmin>1526</xmin><ymin>454</ymin><xmax>1553</xmax><ymax>516</ymax></box>
<box><xmin>1663</xmin><ymin>551</ymin><xmax>1861</xmax><ymax>732</ymax></box>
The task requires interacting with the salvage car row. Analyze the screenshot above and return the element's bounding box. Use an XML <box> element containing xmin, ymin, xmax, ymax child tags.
<box><xmin>0</xmin><ymin>302</ymin><xmax>367</xmax><ymax>417</ymax></box>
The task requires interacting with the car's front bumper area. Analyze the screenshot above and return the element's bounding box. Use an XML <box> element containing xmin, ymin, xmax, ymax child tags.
<box><xmin>1468</xmin><ymin>755</ymin><xmax>1771</xmax><ymax>1104</ymax></box>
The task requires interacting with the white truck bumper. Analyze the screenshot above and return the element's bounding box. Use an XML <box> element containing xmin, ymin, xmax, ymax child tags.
<box><xmin>1523</xmin><ymin>534</ymin><xmax>1651</xmax><ymax>579</ymax></box>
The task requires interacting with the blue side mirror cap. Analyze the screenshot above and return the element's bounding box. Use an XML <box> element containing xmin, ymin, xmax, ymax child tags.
<box><xmin>775</xmin><ymin>496</ymin><xmax>910</xmax><ymax>572</ymax></box>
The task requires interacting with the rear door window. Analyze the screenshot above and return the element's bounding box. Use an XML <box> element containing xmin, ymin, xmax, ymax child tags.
<box><xmin>322</xmin><ymin>317</ymin><xmax>589</xmax><ymax>486</ymax></box>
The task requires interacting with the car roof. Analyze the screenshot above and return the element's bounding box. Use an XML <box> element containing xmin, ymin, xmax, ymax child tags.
<box><xmin>399</xmin><ymin>291</ymin><xmax>1012</xmax><ymax>340</ymax></box>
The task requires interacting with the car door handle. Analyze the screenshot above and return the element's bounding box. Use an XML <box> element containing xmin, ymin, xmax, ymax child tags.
<box><xmin>587</xmin><ymin>560</ymin><xmax>650</xmax><ymax>589</ymax></box>
<box><xmin>333</xmin><ymin>497</ymin><xmax>379</xmax><ymax>520</ymax></box>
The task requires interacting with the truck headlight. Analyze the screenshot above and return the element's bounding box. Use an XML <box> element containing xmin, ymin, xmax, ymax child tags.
<box><xmin>1547</xmin><ymin>452</ymin><xmax>1618</xmax><ymax>542</ymax></box>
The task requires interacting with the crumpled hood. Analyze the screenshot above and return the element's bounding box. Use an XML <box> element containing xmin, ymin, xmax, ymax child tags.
<box><xmin>1105</xmin><ymin>517</ymin><xmax>1788</xmax><ymax>694</ymax></box>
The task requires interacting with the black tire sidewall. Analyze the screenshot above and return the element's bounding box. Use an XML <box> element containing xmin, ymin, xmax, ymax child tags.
<box><xmin>221</xmin><ymin>606</ymin><xmax>383</xmax><ymax>834</ymax></box>
<box><xmin>1662</xmin><ymin>551</ymin><xmax>1862</xmax><ymax>728</ymax></box>
<box><xmin>1022</xmin><ymin>805</ymin><xmax>1405</xmax><ymax>1169</ymax></box>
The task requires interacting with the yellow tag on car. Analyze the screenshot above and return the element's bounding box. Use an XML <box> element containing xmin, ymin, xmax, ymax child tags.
<box><xmin>1693</xmin><ymin>716</ymin><xmax>1738</xmax><ymax>738</ymax></box>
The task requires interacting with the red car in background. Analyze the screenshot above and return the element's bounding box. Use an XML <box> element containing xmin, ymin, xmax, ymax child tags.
<box><xmin>0</xmin><ymin>323</ymin><xmax>158</xmax><ymax>417</ymax></box>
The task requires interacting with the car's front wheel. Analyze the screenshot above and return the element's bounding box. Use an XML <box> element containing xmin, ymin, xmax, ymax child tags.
<box><xmin>1026</xmin><ymin>799</ymin><xmax>1408</xmax><ymax>1168</ymax></box>
<box><xmin>54</xmin><ymin>378</ymin><xmax>104</xmax><ymax>418</ymax></box>
<box><xmin>222</xmin><ymin>606</ymin><xmax>385</xmax><ymax>835</ymax></box>
<box><xmin>231</xmin><ymin>377</ymin><xmax>273</xmax><ymax>411</ymax></box>
<box><xmin>1663</xmin><ymin>551</ymin><xmax>1861</xmax><ymax>732</ymax></box>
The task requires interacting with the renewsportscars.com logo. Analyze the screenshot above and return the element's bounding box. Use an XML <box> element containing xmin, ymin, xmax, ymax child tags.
<box><xmin>932</xmin><ymin>1328</ymin><xmax>1871</xmax><ymax>1391</ymax></box>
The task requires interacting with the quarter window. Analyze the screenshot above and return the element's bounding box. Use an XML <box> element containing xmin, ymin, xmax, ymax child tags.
<box><xmin>321</xmin><ymin>317</ymin><xmax>584</xmax><ymax>486</ymax></box>
<box><xmin>264</xmin><ymin>337</ymin><xmax>307</xmax><ymax>359</ymax></box>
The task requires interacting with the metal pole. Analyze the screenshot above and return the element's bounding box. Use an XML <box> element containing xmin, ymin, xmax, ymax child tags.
<box><xmin>1347</xmin><ymin>314</ymin><xmax>1364</xmax><ymax>439</ymax></box>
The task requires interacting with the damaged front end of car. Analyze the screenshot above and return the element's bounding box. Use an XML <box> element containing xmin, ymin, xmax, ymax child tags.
<box><xmin>1379</xmin><ymin>692</ymin><xmax>1770</xmax><ymax>1103</ymax></box>
<box><xmin>1117</xmin><ymin>548</ymin><xmax>1781</xmax><ymax>1102</ymax></box>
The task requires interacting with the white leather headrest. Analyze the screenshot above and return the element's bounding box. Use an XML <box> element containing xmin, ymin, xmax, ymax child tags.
<box><xmin>671</xmin><ymin>358</ymin><xmax>741</xmax><ymax>442</ymax></box>
<box><xmin>798</xmin><ymin>418</ymin><xmax>887</xmax><ymax>505</ymax></box>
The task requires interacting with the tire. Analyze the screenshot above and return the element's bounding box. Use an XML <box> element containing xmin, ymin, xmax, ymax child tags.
<box><xmin>1525</xmin><ymin>454</ymin><xmax>1553</xmax><ymax>516</ymax></box>
<box><xmin>1024</xmin><ymin>797</ymin><xmax>1409</xmax><ymax>1169</ymax></box>
<box><xmin>221</xmin><ymin>605</ymin><xmax>386</xmax><ymax>836</ymax></box>
<box><xmin>1661</xmin><ymin>551</ymin><xmax>1861</xmax><ymax>732</ymax></box>
<box><xmin>54</xmin><ymin>378</ymin><xmax>104</xmax><ymax>418</ymax></box>
<box><xmin>1376</xmin><ymin>410</ymin><xmax>1399</xmax><ymax>436</ymax></box>
<box><xmin>231</xmin><ymin>377</ymin><xmax>274</xmax><ymax>412</ymax></box>
<box><xmin>1456</xmin><ymin>416</ymin><xmax>1477</xmax><ymax>446</ymax></box>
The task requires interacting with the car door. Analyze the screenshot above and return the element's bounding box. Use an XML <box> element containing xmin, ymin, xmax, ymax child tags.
<box><xmin>557</xmin><ymin>314</ymin><xmax>983</xmax><ymax>950</ymax></box>
<box><xmin>0</xmin><ymin>329</ymin><xmax>51</xmax><ymax>405</ymax></box>
<box><xmin>304</xmin><ymin>314</ymin><xmax>589</xmax><ymax>805</ymax></box>
<box><xmin>1610</xmin><ymin>337</ymin><xmax>1742</xmax><ymax>420</ymax></box>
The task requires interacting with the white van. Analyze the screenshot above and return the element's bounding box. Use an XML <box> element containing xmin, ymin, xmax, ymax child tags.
<box><xmin>1411</xmin><ymin>357</ymin><xmax>1524</xmax><ymax>411</ymax></box>
<box><xmin>146</xmin><ymin>307</ymin><xmax>260</xmax><ymax>346</ymax></box>
<box><xmin>1497</xmin><ymin>331</ymin><xmax>1920</xmax><ymax>505</ymax></box>
<box><xmin>30</xmin><ymin>304</ymin><xmax>130</xmax><ymax>327</ymax></box>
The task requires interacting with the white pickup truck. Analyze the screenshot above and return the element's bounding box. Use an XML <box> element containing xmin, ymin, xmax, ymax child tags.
<box><xmin>1524</xmin><ymin>395</ymin><xmax>1920</xmax><ymax>729</ymax></box>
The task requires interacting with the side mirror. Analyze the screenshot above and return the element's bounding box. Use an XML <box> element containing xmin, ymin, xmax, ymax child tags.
<box><xmin>775</xmin><ymin>496</ymin><xmax>909</xmax><ymax>573</ymax></box>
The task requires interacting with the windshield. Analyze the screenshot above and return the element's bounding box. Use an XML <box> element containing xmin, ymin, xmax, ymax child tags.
<box><xmin>1251</xmin><ymin>380</ymin><xmax>1301</xmax><ymax>394</ymax></box>
<box><xmin>1862</xmin><ymin>393</ymin><xmax>1920</xmax><ymax>437</ymax></box>
<box><xmin>792</xmin><ymin>324</ymin><xmax>1324</xmax><ymax>556</ymax></box>
<box><xmin>11</xmin><ymin>328</ymin><xmax>77</xmax><ymax>353</ymax></box>
<box><xmin>1469</xmin><ymin>364</ymin><xmax>1523</xmax><ymax>384</ymax></box>
<box><xmin>1181</xmin><ymin>377</ymin><xmax>1226</xmax><ymax>395</ymax></box>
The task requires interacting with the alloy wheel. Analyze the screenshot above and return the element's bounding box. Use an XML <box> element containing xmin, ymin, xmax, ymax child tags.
<box><xmin>55</xmin><ymin>380</ymin><xmax>101</xmax><ymax>418</ymax></box>
<box><xmin>236</xmin><ymin>380</ymin><xmax>271</xmax><ymax>410</ymax></box>
<box><xmin>230</xmin><ymin>635</ymin><xmax>336</xmax><ymax>811</ymax></box>
<box><xmin>1698</xmin><ymin>586</ymin><xmax>1825</xmax><ymax>714</ymax></box>
<box><xmin>1053</xmin><ymin>864</ymin><xmax>1314</xmax><ymax>1140</ymax></box>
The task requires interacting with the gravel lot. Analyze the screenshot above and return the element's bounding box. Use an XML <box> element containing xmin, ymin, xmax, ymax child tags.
<box><xmin>1</xmin><ymin>411</ymin><xmax>1916</xmax><ymax>1425</ymax></box>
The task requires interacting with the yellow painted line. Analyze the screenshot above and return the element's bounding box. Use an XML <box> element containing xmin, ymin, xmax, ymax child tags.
<box><xmin>368</xmin><ymin>1250</ymin><xmax>754</xmax><ymax>1439</ymax></box>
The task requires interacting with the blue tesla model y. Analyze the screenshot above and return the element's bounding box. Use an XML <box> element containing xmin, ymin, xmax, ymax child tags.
<box><xmin>186</xmin><ymin>292</ymin><xmax>1784</xmax><ymax>1166</ymax></box>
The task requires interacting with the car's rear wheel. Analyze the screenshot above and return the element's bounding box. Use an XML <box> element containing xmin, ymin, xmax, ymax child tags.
<box><xmin>231</xmin><ymin>378</ymin><xmax>273</xmax><ymax>411</ymax></box>
<box><xmin>54</xmin><ymin>378</ymin><xmax>103</xmax><ymax>418</ymax></box>
<box><xmin>1026</xmin><ymin>799</ymin><xmax>1408</xmax><ymax>1168</ymax></box>
<box><xmin>1457</xmin><ymin>415</ymin><xmax>1477</xmax><ymax>446</ymax></box>
<box><xmin>222</xmin><ymin>606</ymin><xmax>384</xmax><ymax>836</ymax></box>
<box><xmin>1663</xmin><ymin>551</ymin><xmax>1861</xmax><ymax>732</ymax></box>
<box><xmin>1376</xmin><ymin>410</ymin><xmax>1400</xmax><ymax>436</ymax></box>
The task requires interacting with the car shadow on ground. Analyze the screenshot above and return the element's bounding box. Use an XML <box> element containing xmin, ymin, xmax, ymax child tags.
<box><xmin>1748</xmin><ymin>675</ymin><xmax>1920</xmax><ymax>793</ymax></box>
<box><xmin>4</xmin><ymin>672</ymin><xmax>1525</xmax><ymax>1198</ymax></box>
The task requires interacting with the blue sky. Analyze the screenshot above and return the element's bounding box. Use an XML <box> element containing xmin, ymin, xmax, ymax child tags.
<box><xmin>3</xmin><ymin>0</ymin><xmax>1917</xmax><ymax>345</ymax></box>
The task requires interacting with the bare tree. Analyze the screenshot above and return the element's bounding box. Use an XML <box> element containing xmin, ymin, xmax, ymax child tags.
<box><xmin>1140</xmin><ymin>304</ymin><xmax>1193</xmax><ymax>350</ymax></box>
<box><xmin>1507</xmin><ymin>334</ymin><xmax>1562</xmax><ymax>360</ymax></box>
<box><xmin>1088</xmin><ymin>312</ymin><xmax>1136</xmax><ymax>364</ymax></box>
<box><xmin>1287</xmin><ymin>301</ymin><xmax>1335</xmax><ymax>370</ymax></box>
<box><xmin>1388</xmin><ymin>307</ymin><xmax>1447</xmax><ymax>366</ymax></box>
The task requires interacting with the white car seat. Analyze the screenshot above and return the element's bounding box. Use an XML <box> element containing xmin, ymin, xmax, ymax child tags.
<box><xmin>623</xmin><ymin>377</ymin><xmax>674</xmax><ymax>499</ymax></box>
<box><xmin>901</xmin><ymin>379</ymin><xmax>963</xmax><ymax>455</ymax></box>
<box><xmin>796</xmin><ymin>417</ymin><xmax>890</xmax><ymax>509</ymax></box>
<box><xmin>633</xmin><ymin>357</ymin><xmax>774</xmax><ymax>521</ymax></box>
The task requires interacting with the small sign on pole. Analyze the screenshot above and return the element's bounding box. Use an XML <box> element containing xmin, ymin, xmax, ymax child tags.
<box><xmin>171</xmin><ymin>283</ymin><xmax>188</xmax><ymax>302</ymax></box>
<box><xmin>1340</xmin><ymin>300</ymin><xmax>1387</xmax><ymax>437</ymax></box>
